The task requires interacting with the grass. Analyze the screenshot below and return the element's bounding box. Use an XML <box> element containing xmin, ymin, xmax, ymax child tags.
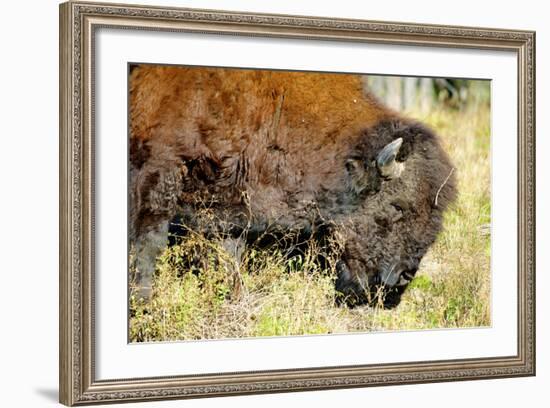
<box><xmin>129</xmin><ymin>87</ymin><xmax>491</xmax><ymax>342</ymax></box>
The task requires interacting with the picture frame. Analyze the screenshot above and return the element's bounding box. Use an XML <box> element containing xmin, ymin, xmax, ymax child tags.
<box><xmin>59</xmin><ymin>1</ymin><xmax>536</xmax><ymax>405</ymax></box>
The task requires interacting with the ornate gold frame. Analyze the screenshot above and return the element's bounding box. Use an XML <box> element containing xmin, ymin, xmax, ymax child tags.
<box><xmin>59</xmin><ymin>1</ymin><xmax>536</xmax><ymax>405</ymax></box>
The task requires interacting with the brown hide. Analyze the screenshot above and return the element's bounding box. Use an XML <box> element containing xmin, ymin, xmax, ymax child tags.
<box><xmin>129</xmin><ymin>65</ymin><xmax>456</xmax><ymax>307</ymax></box>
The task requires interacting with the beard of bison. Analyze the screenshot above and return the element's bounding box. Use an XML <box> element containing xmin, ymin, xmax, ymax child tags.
<box><xmin>131</xmin><ymin>117</ymin><xmax>456</xmax><ymax>309</ymax></box>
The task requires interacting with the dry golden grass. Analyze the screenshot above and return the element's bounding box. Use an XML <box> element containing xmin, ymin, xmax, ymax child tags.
<box><xmin>129</xmin><ymin>84</ymin><xmax>491</xmax><ymax>342</ymax></box>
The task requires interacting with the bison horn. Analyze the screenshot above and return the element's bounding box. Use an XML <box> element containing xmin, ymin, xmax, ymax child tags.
<box><xmin>377</xmin><ymin>137</ymin><xmax>404</xmax><ymax>179</ymax></box>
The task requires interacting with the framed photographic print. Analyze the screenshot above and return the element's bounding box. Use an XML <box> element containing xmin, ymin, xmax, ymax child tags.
<box><xmin>59</xmin><ymin>1</ymin><xmax>536</xmax><ymax>405</ymax></box>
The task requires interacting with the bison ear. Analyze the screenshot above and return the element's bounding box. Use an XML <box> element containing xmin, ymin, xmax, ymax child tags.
<box><xmin>377</xmin><ymin>138</ymin><xmax>404</xmax><ymax>179</ymax></box>
<box><xmin>345</xmin><ymin>158</ymin><xmax>364</xmax><ymax>176</ymax></box>
<box><xmin>345</xmin><ymin>157</ymin><xmax>370</xmax><ymax>195</ymax></box>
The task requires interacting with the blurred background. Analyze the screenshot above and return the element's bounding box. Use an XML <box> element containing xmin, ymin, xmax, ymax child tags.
<box><xmin>365</xmin><ymin>75</ymin><xmax>491</xmax><ymax>115</ymax></box>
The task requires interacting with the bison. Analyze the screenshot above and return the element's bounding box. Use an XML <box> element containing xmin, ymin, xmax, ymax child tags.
<box><xmin>129</xmin><ymin>65</ymin><xmax>456</xmax><ymax>308</ymax></box>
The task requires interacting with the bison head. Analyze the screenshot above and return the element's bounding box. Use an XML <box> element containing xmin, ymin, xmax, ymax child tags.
<box><xmin>334</xmin><ymin>119</ymin><xmax>456</xmax><ymax>308</ymax></box>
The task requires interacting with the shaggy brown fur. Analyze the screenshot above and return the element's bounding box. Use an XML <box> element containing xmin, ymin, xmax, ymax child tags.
<box><xmin>129</xmin><ymin>65</ymin><xmax>456</xmax><ymax>307</ymax></box>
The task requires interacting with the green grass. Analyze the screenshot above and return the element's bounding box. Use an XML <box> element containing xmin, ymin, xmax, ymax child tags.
<box><xmin>129</xmin><ymin>91</ymin><xmax>491</xmax><ymax>342</ymax></box>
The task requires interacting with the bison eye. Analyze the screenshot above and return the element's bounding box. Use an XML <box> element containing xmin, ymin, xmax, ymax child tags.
<box><xmin>390</xmin><ymin>198</ymin><xmax>409</xmax><ymax>213</ymax></box>
<box><xmin>391</xmin><ymin>203</ymin><xmax>403</xmax><ymax>212</ymax></box>
<box><xmin>390</xmin><ymin>201</ymin><xmax>406</xmax><ymax>223</ymax></box>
